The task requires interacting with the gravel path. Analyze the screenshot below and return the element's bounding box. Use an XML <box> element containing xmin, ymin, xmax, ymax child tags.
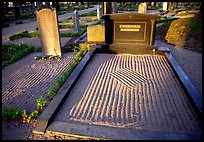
<box><xmin>155</xmin><ymin>40</ymin><xmax>202</xmax><ymax>95</ymax></box>
<box><xmin>2</xmin><ymin>52</ymin><xmax>76</xmax><ymax>113</ymax></box>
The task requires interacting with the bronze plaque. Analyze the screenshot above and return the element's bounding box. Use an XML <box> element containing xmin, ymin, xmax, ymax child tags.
<box><xmin>114</xmin><ymin>22</ymin><xmax>146</xmax><ymax>43</ymax></box>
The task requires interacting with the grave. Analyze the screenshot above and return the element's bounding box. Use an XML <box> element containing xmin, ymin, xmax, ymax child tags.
<box><xmin>73</xmin><ymin>10</ymin><xmax>81</xmax><ymax>32</ymax></box>
<box><xmin>138</xmin><ymin>3</ymin><xmax>147</xmax><ymax>13</ymax></box>
<box><xmin>98</xmin><ymin>13</ymin><xmax>160</xmax><ymax>54</ymax></box>
<box><xmin>36</xmin><ymin>8</ymin><xmax>61</xmax><ymax>56</ymax></box>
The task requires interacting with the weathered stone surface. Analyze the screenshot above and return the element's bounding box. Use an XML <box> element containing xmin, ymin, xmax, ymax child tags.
<box><xmin>162</xmin><ymin>2</ymin><xmax>168</xmax><ymax>11</ymax></box>
<box><xmin>138</xmin><ymin>3</ymin><xmax>147</xmax><ymax>13</ymax></box>
<box><xmin>36</xmin><ymin>8</ymin><xmax>61</xmax><ymax>56</ymax></box>
<box><xmin>73</xmin><ymin>10</ymin><xmax>81</xmax><ymax>32</ymax></box>
<box><xmin>165</xmin><ymin>18</ymin><xmax>191</xmax><ymax>48</ymax></box>
<box><xmin>87</xmin><ymin>24</ymin><xmax>105</xmax><ymax>43</ymax></box>
<box><xmin>97</xmin><ymin>5</ymin><xmax>100</xmax><ymax>20</ymax></box>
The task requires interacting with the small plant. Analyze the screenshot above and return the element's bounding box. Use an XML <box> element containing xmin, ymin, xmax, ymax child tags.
<box><xmin>2</xmin><ymin>106</ymin><xmax>21</xmax><ymax>120</ymax></box>
<box><xmin>36</xmin><ymin>96</ymin><xmax>46</xmax><ymax>111</ymax></box>
<box><xmin>27</xmin><ymin>110</ymin><xmax>38</xmax><ymax>123</ymax></box>
<box><xmin>21</xmin><ymin>109</ymin><xmax>28</xmax><ymax>122</ymax></box>
<box><xmin>34</xmin><ymin>55</ymin><xmax>61</xmax><ymax>61</ymax></box>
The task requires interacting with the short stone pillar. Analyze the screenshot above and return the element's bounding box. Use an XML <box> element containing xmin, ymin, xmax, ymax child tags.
<box><xmin>97</xmin><ymin>5</ymin><xmax>100</xmax><ymax>20</ymax></box>
<box><xmin>36</xmin><ymin>8</ymin><xmax>61</xmax><ymax>56</ymax></box>
<box><xmin>138</xmin><ymin>3</ymin><xmax>147</xmax><ymax>13</ymax></box>
<box><xmin>73</xmin><ymin>10</ymin><xmax>81</xmax><ymax>32</ymax></box>
<box><xmin>163</xmin><ymin>2</ymin><xmax>168</xmax><ymax>11</ymax></box>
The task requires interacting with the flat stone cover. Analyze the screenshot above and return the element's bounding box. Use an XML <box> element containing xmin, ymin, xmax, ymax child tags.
<box><xmin>2</xmin><ymin>52</ymin><xmax>76</xmax><ymax>113</ymax></box>
<box><xmin>49</xmin><ymin>54</ymin><xmax>201</xmax><ymax>137</ymax></box>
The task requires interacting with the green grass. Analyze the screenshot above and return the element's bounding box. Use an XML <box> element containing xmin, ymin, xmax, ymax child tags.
<box><xmin>60</xmin><ymin>29</ymin><xmax>86</xmax><ymax>37</ymax></box>
<box><xmin>79</xmin><ymin>12</ymin><xmax>97</xmax><ymax>17</ymax></box>
<box><xmin>156</xmin><ymin>18</ymin><xmax>179</xmax><ymax>24</ymax></box>
<box><xmin>59</xmin><ymin>6</ymin><xmax>86</xmax><ymax>11</ymax></box>
<box><xmin>59</xmin><ymin>24</ymin><xmax>88</xmax><ymax>29</ymax></box>
<box><xmin>9</xmin><ymin>31</ymin><xmax>40</xmax><ymax>40</ymax></box>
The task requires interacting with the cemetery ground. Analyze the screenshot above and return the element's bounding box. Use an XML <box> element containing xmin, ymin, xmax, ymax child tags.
<box><xmin>2</xmin><ymin>10</ymin><xmax>202</xmax><ymax>141</ymax></box>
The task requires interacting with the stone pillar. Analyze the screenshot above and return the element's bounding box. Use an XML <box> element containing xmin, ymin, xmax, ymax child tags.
<box><xmin>97</xmin><ymin>5</ymin><xmax>100</xmax><ymax>20</ymax></box>
<box><xmin>73</xmin><ymin>10</ymin><xmax>81</xmax><ymax>32</ymax></box>
<box><xmin>163</xmin><ymin>2</ymin><xmax>168</xmax><ymax>11</ymax></box>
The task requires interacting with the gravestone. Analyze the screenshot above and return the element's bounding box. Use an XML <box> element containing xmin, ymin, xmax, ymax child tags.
<box><xmin>163</xmin><ymin>2</ymin><xmax>168</xmax><ymax>11</ymax></box>
<box><xmin>36</xmin><ymin>8</ymin><xmax>61</xmax><ymax>56</ymax></box>
<box><xmin>101</xmin><ymin>13</ymin><xmax>160</xmax><ymax>54</ymax></box>
<box><xmin>97</xmin><ymin>5</ymin><xmax>100</xmax><ymax>20</ymax></box>
<box><xmin>73</xmin><ymin>10</ymin><xmax>81</xmax><ymax>32</ymax></box>
<box><xmin>138</xmin><ymin>3</ymin><xmax>147</xmax><ymax>13</ymax></box>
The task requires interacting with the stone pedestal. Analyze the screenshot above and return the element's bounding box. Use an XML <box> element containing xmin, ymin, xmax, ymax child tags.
<box><xmin>101</xmin><ymin>13</ymin><xmax>160</xmax><ymax>54</ymax></box>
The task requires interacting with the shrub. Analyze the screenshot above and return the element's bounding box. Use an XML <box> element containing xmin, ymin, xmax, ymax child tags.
<box><xmin>36</xmin><ymin>96</ymin><xmax>46</xmax><ymax>111</ymax></box>
<box><xmin>2</xmin><ymin>44</ymin><xmax>36</xmax><ymax>68</ymax></box>
<box><xmin>2</xmin><ymin>106</ymin><xmax>21</xmax><ymax>120</ymax></box>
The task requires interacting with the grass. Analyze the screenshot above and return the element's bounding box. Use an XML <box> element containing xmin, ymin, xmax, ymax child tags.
<box><xmin>59</xmin><ymin>24</ymin><xmax>88</xmax><ymax>29</ymax></box>
<box><xmin>156</xmin><ymin>17</ymin><xmax>179</xmax><ymax>24</ymax></box>
<box><xmin>59</xmin><ymin>6</ymin><xmax>86</xmax><ymax>11</ymax></box>
<box><xmin>9</xmin><ymin>31</ymin><xmax>40</xmax><ymax>40</ymax></box>
<box><xmin>60</xmin><ymin>29</ymin><xmax>86</xmax><ymax>37</ymax></box>
<box><xmin>9</xmin><ymin>29</ymin><xmax>86</xmax><ymax>40</ymax></box>
<box><xmin>79</xmin><ymin>12</ymin><xmax>97</xmax><ymax>17</ymax></box>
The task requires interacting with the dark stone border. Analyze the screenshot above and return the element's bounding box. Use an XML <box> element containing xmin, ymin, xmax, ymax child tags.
<box><xmin>164</xmin><ymin>51</ymin><xmax>202</xmax><ymax>117</ymax></box>
<box><xmin>46</xmin><ymin>121</ymin><xmax>202</xmax><ymax>140</ymax></box>
<box><xmin>33</xmin><ymin>50</ymin><xmax>95</xmax><ymax>134</ymax></box>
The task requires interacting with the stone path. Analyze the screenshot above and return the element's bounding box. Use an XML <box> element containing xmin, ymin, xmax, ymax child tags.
<box><xmin>2</xmin><ymin>52</ymin><xmax>76</xmax><ymax>113</ymax></box>
<box><xmin>47</xmin><ymin>53</ymin><xmax>202</xmax><ymax>139</ymax></box>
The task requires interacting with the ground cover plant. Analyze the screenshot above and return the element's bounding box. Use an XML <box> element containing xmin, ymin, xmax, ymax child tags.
<box><xmin>59</xmin><ymin>5</ymin><xmax>86</xmax><ymax>11</ymax></box>
<box><xmin>9</xmin><ymin>29</ymin><xmax>87</xmax><ymax>40</ymax></box>
<box><xmin>2</xmin><ymin>43</ymin><xmax>42</xmax><ymax>68</ymax></box>
<box><xmin>2</xmin><ymin>96</ymin><xmax>46</xmax><ymax>123</ymax></box>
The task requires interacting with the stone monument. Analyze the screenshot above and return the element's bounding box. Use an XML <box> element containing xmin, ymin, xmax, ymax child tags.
<box><xmin>138</xmin><ymin>3</ymin><xmax>147</xmax><ymax>13</ymax></box>
<box><xmin>97</xmin><ymin>5</ymin><xmax>100</xmax><ymax>20</ymax></box>
<box><xmin>101</xmin><ymin>13</ymin><xmax>160</xmax><ymax>54</ymax></box>
<box><xmin>73</xmin><ymin>10</ymin><xmax>81</xmax><ymax>32</ymax></box>
<box><xmin>36</xmin><ymin>8</ymin><xmax>61</xmax><ymax>56</ymax></box>
<box><xmin>163</xmin><ymin>2</ymin><xmax>168</xmax><ymax>11</ymax></box>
